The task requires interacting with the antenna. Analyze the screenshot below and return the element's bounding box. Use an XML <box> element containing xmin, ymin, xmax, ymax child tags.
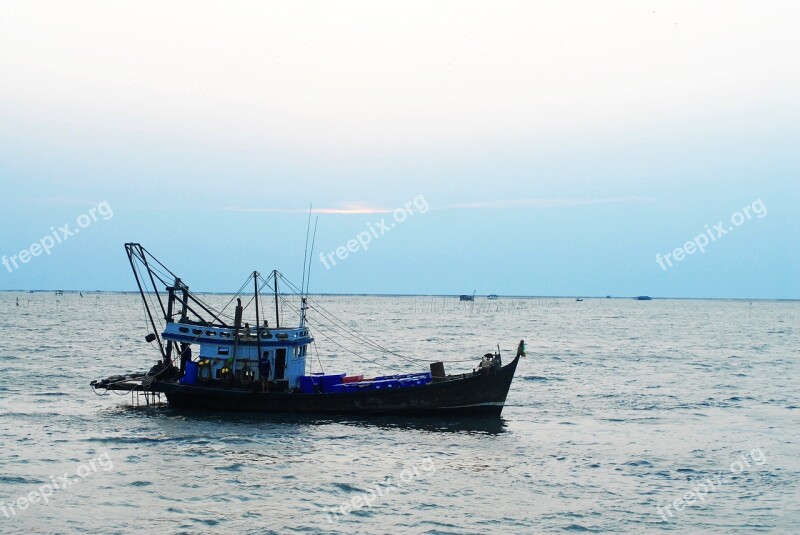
<box><xmin>300</xmin><ymin>204</ymin><xmax>312</xmax><ymax>298</ymax></box>
<box><xmin>305</xmin><ymin>217</ymin><xmax>319</xmax><ymax>296</ymax></box>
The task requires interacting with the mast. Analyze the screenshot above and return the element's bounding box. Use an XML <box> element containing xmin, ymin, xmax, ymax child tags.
<box><xmin>273</xmin><ymin>269</ymin><xmax>280</xmax><ymax>329</ymax></box>
<box><xmin>232</xmin><ymin>297</ymin><xmax>243</xmax><ymax>372</ymax></box>
<box><xmin>139</xmin><ymin>250</ymin><xmax>167</xmax><ymax>320</ymax></box>
<box><xmin>179</xmin><ymin>279</ymin><xmax>189</xmax><ymax>323</ymax></box>
<box><xmin>166</xmin><ymin>281</ymin><xmax>176</xmax><ymax>322</ymax></box>
<box><xmin>300</xmin><ymin>204</ymin><xmax>312</xmax><ymax>302</ymax></box>
<box><xmin>301</xmin><ymin>217</ymin><xmax>318</xmax><ymax>328</ymax></box>
<box><xmin>125</xmin><ymin>243</ymin><xmax>166</xmax><ymax>360</ymax></box>
<box><xmin>254</xmin><ymin>271</ymin><xmax>262</xmax><ymax>362</ymax></box>
<box><xmin>164</xmin><ymin>280</ymin><xmax>176</xmax><ymax>365</ymax></box>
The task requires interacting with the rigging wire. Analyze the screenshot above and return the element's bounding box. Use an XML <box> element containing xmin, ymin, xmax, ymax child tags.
<box><xmin>139</xmin><ymin>244</ymin><xmax>253</xmax><ymax>323</ymax></box>
<box><xmin>305</xmin><ymin>217</ymin><xmax>318</xmax><ymax>296</ymax></box>
<box><xmin>300</xmin><ymin>319</ymin><xmax>402</xmax><ymax>371</ymax></box>
<box><xmin>132</xmin><ymin>258</ymin><xmax>165</xmax><ymax>336</ymax></box>
<box><xmin>279</xmin><ymin>295</ymin><xmax>404</xmax><ymax>372</ymax></box>
<box><xmin>133</xmin><ymin>246</ymin><xmax>263</xmax><ymax>326</ymax></box>
<box><xmin>198</xmin><ymin>273</ymin><xmax>254</xmax><ymax>322</ymax></box>
<box><xmin>311</xmin><ymin>340</ymin><xmax>324</xmax><ymax>374</ymax></box>
<box><xmin>300</xmin><ymin>204</ymin><xmax>312</xmax><ymax>298</ymax></box>
<box><xmin>239</xmin><ymin>272</ymin><xmax>273</xmax><ymax>319</ymax></box>
<box><xmin>277</xmin><ymin>274</ymin><xmax>477</xmax><ymax>364</ymax></box>
<box><xmin>132</xmin><ymin>249</ymin><xmax>251</xmax><ymax>350</ymax></box>
<box><xmin>133</xmin><ymin>247</ymin><xmax>480</xmax><ymax>371</ymax></box>
<box><xmin>279</xmin><ymin>295</ymin><xmax>387</xmax><ymax>353</ymax></box>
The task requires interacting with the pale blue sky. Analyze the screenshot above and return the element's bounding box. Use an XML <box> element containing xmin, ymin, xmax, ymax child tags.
<box><xmin>1</xmin><ymin>1</ymin><xmax>798</xmax><ymax>298</ymax></box>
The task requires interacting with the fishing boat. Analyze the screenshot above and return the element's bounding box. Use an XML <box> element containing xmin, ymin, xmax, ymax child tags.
<box><xmin>90</xmin><ymin>244</ymin><xmax>522</xmax><ymax>417</ymax></box>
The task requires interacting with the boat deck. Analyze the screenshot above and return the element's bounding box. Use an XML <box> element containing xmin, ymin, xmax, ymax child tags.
<box><xmin>91</xmin><ymin>374</ymin><xmax>148</xmax><ymax>392</ymax></box>
<box><xmin>90</xmin><ymin>356</ymin><xmax>519</xmax><ymax>416</ymax></box>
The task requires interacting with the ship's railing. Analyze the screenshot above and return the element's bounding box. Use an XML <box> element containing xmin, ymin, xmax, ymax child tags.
<box><xmin>162</xmin><ymin>322</ymin><xmax>312</xmax><ymax>345</ymax></box>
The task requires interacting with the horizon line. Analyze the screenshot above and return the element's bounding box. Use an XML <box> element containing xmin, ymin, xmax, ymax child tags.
<box><xmin>2</xmin><ymin>290</ymin><xmax>797</xmax><ymax>302</ymax></box>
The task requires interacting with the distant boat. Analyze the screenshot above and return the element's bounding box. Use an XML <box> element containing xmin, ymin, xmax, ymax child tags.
<box><xmin>635</xmin><ymin>295</ymin><xmax>652</xmax><ymax>301</ymax></box>
<box><xmin>575</xmin><ymin>298</ymin><xmax>584</xmax><ymax>302</ymax></box>
<box><xmin>487</xmin><ymin>294</ymin><xmax>499</xmax><ymax>300</ymax></box>
<box><xmin>460</xmin><ymin>291</ymin><xmax>476</xmax><ymax>302</ymax></box>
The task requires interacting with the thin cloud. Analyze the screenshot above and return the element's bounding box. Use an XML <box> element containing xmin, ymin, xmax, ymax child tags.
<box><xmin>6</xmin><ymin>195</ymin><xmax>104</xmax><ymax>206</ymax></box>
<box><xmin>438</xmin><ymin>196</ymin><xmax>654</xmax><ymax>210</ymax></box>
<box><xmin>224</xmin><ymin>205</ymin><xmax>393</xmax><ymax>214</ymax></box>
<box><xmin>225</xmin><ymin>196</ymin><xmax>653</xmax><ymax>215</ymax></box>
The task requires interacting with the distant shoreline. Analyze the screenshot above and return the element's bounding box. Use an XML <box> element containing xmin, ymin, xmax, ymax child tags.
<box><xmin>1</xmin><ymin>290</ymin><xmax>797</xmax><ymax>302</ymax></box>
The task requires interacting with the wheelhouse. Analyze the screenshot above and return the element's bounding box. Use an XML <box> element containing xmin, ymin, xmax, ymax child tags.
<box><xmin>162</xmin><ymin>322</ymin><xmax>313</xmax><ymax>387</ymax></box>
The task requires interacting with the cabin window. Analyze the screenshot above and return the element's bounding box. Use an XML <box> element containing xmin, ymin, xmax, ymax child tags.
<box><xmin>178</xmin><ymin>327</ymin><xmax>189</xmax><ymax>333</ymax></box>
<box><xmin>220</xmin><ymin>332</ymin><xmax>230</xmax><ymax>338</ymax></box>
<box><xmin>205</xmin><ymin>331</ymin><xmax>216</xmax><ymax>337</ymax></box>
<box><xmin>218</xmin><ymin>347</ymin><xmax>230</xmax><ymax>356</ymax></box>
<box><xmin>192</xmin><ymin>328</ymin><xmax>203</xmax><ymax>335</ymax></box>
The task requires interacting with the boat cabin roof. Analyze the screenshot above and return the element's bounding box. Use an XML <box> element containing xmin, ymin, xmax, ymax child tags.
<box><xmin>162</xmin><ymin>322</ymin><xmax>313</xmax><ymax>347</ymax></box>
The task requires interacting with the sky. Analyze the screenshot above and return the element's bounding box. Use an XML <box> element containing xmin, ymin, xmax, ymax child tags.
<box><xmin>0</xmin><ymin>1</ymin><xmax>798</xmax><ymax>298</ymax></box>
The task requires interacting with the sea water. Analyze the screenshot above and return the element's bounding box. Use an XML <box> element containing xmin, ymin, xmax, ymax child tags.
<box><xmin>0</xmin><ymin>293</ymin><xmax>798</xmax><ymax>533</ymax></box>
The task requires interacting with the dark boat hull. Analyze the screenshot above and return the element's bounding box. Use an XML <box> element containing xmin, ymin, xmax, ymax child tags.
<box><xmin>151</xmin><ymin>356</ymin><xmax>519</xmax><ymax>417</ymax></box>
